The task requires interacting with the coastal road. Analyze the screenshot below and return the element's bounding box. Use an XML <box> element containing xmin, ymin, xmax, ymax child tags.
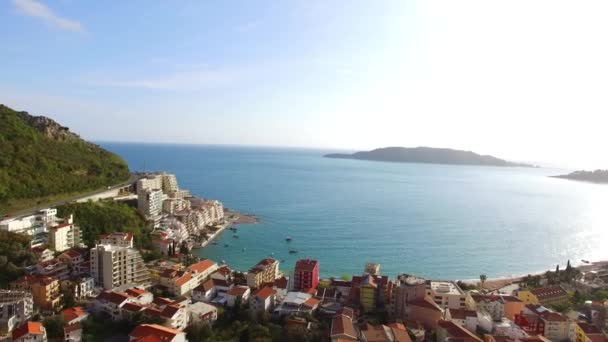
<box><xmin>4</xmin><ymin>174</ymin><xmax>140</xmax><ymax>218</ymax></box>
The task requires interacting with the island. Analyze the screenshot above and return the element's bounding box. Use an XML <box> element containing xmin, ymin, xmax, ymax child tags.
<box><xmin>551</xmin><ymin>169</ymin><xmax>608</xmax><ymax>183</ymax></box>
<box><xmin>324</xmin><ymin>146</ymin><xmax>534</xmax><ymax>167</ymax></box>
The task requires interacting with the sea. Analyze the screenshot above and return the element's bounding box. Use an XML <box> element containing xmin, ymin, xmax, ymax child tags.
<box><xmin>100</xmin><ymin>142</ymin><xmax>608</xmax><ymax>280</ymax></box>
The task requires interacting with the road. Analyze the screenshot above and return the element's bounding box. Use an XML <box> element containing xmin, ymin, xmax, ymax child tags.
<box><xmin>4</xmin><ymin>174</ymin><xmax>140</xmax><ymax>218</ymax></box>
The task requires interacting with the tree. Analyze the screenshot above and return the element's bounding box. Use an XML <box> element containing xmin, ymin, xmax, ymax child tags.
<box><xmin>43</xmin><ymin>316</ymin><xmax>65</xmax><ymax>339</ymax></box>
<box><xmin>479</xmin><ymin>274</ymin><xmax>487</xmax><ymax>290</ymax></box>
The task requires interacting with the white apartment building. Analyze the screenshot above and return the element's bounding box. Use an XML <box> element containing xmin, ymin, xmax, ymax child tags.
<box><xmin>427</xmin><ymin>280</ymin><xmax>466</xmax><ymax>310</ymax></box>
<box><xmin>90</xmin><ymin>244</ymin><xmax>151</xmax><ymax>290</ymax></box>
<box><xmin>48</xmin><ymin>217</ymin><xmax>81</xmax><ymax>252</ymax></box>
<box><xmin>98</xmin><ymin>232</ymin><xmax>134</xmax><ymax>248</ymax></box>
<box><xmin>138</xmin><ymin>189</ymin><xmax>166</xmax><ymax>221</ymax></box>
<box><xmin>161</xmin><ymin>173</ymin><xmax>179</xmax><ymax>193</ymax></box>
<box><xmin>0</xmin><ymin>290</ymin><xmax>33</xmax><ymax>333</ymax></box>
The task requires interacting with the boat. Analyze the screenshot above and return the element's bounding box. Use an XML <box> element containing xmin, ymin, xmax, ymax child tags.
<box><xmin>233</xmin><ymin>234</ymin><xmax>239</xmax><ymax>238</ymax></box>
<box><xmin>224</xmin><ymin>244</ymin><xmax>229</xmax><ymax>247</ymax></box>
<box><xmin>285</xmin><ymin>236</ymin><xmax>292</xmax><ymax>242</ymax></box>
<box><xmin>289</xmin><ymin>249</ymin><xmax>298</xmax><ymax>254</ymax></box>
<box><xmin>582</xmin><ymin>259</ymin><xmax>590</xmax><ymax>263</ymax></box>
<box><xmin>229</xmin><ymin>226</ymin><xmax>238</xmax><ymax>231</ymax></box>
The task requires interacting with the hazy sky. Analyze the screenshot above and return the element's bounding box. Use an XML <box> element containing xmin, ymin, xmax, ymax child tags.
<box><xmin>1</xmin><ymin>1</ymin><xmax>608</xmax><ymax>168</ymax></box>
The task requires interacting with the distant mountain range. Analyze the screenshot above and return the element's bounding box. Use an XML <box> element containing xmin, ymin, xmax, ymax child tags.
<box><xmin>551</xmin><ymin>170</ymin><xmax>608</xmax><ymax>184</ymax></box>
<box><xmin>324</xmin><ymin>147</ymin><xmax>534</xmax><ymax>167</ymax></box>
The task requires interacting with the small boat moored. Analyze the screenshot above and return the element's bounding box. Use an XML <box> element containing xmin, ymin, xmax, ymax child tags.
<box><xmin>289</xmin><ymin>249</ymin><xmax>298</xmax><ymax>254</ymax></box>
<box><xmin>286</xmin><ymin>236</ymin><xmax>292</xmax><ymax>242</ymax></box>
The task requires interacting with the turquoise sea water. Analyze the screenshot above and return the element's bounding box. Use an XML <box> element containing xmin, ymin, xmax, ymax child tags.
<box><xmin>101</xmin><ymin>143</ymin><xmax>608</xmax><ymax>280</ymax></box>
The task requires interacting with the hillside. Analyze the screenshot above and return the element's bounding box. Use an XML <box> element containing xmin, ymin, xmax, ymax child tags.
<box><xmin>551</xmin><ymin>170</ymin><xmax>608</xmax><ymax>183</ymax></box>
<box><xmin>0</xmin><ymin>104</ymin><xmax>130</xmax><ymax>213</ymax></box>
<box><xmin>324</xmin><ymin>147</ymin><xmax>533</xmax><ymax>167</ymax></box>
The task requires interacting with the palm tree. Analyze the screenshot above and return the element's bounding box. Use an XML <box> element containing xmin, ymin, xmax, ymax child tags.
<box><xmin>480</xmin><ymin>274</ymin><xmax>487</xmax><ymax>290</ymax></box>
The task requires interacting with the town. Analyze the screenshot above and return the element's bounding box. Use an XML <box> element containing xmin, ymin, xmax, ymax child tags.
<box><xmin>1</xmin><ymin>173</ymin><xmax>607</xmax><ymax>342</ymax></box>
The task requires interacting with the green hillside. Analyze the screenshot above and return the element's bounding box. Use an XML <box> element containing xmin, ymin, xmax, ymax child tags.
<box><xmin>0</xmin><ymin>104</ymin><xmax>130</xmax><ymax>213</ymax></box>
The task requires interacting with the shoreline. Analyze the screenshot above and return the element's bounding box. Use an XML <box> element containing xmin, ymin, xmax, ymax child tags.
<box><xmin>193</xmin><ymin>209</ymin><xmax>259</xmax><ymax>250</ymax></box>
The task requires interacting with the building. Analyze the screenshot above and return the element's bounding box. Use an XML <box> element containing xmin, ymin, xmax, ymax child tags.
<box><xmin>188</xmin><ymin>302</ymin><xmax>218</xmax><ymax>324</ymax></box>
<box><xmin>61</xmin><ymin>277</ymin><xmax>95</xmax><ymax>301</ymax></box>
<box><xmin>392</xmin><ymin>274</ymin><xmax>428</xmax><ymax>321</ymax></box>
<box><xmin>12</xmin><ymin>321</ymin><xmax>47</xmax><ymax>342</ymax></box>
<box><xmin>0</xmin><ymin>290</ymin><xmax>33</xmax><ymax>333</ymax></box>
<box><xmin>516</xmin><ymin>304</ymin><xmax>570</xmax><ymax>341</ymax></box>
<box><xmin>19</xmin><ymin>276</ymin><xmax>63</xmax><ymax>313</ymax></box>
<box><xmin>35</xmin><ymin>259</ymin><xmax>69</xmax><ymax>280</ymax></box>
<box><xmin>360</xmin><ymin>323</ymin><xmax>411</xmax><ymax>342</ymax></box>
<box><xmin>138</xmin><ymin>188</ymin><xmax>166</xmax><ymax>221</ymax></box>
<box><xmin>62</xmin><ymin>307</ymin><xmax>89</xmax><ymax>325</ymax></box>
<box><xmin>293</xmin><ymin>259</ymin><xmax>319</xmax><ymax>291</ymax></box>
<box><xmin>92</xmin><ymin>291</ymin><xmax>131</xmax><ymax>321</ymax></box>
<box><xmin>247</xmin><ymin>258</ymin><xmax>279</xmax><ymax>288</ymax></box>
<box><xmin>436</xmin><ymin>319</ymin><xmax>482</xmax><ymax>342</ymax></box>
<box><xmin>250</xmin><ymin>286</ymin><xmax>276</xmax><ymax>313</ymax></box>
<box><xmin>447</xmin><ymin>308</ymin><xmax>479</xmax><ymax>333</ymax></box>
<box><xmin>48</xmin><ymin>216</ymin><xmax>81</xmax><ymax>252</ymax></box>
<box><xmin>273</xmin><ymin>291</ymin><xmax>320</xmax><ymax>317</ymax></box>
<box><xmin>408</xmin><ymin>296</ymin><xmax>444</xmax><ymax>329</ymax></box>
<box><xmin>574</xmin><ymin>322</ymin><xmax>606</xmax><ymax>342</ymax></box>
<box><xmin>365</xmin><ymin>262</ymin><xmax>381</xmax><ymax>275</ymax></box>
<box><xmin>226</xmin><ymin>286</ymin><xmax>251</xmax><ymax>307</ymax></box>
<box><xmin>64</xmin><ymin>323</ymin><xmax>82</xmax><ymax>342</ymax></box>
<box><xmin>330</xmin><ymin>314</ymin><xmax>358</xmax><ymax>341</ymax></box>
<box><xmin>517</xmin><ymin>286</ymin><xmax>569</xmax><ymax>305</ymax></box>
<box><xmin>159</xmin><ymin>259</ymin><xmax>218</xmax><ymax>296</ymax></box>
<box><xmin>427</xmin><ymin>280</ymin><xmax>466</xmax><ymax>309</ymax></box>
<box><xmin>468</xmin><ymin>294</ymin><xmax>525</xmax><ymax>321</ymax></box>
<box><xmin>90</xmin><ymin>243</ymin><xmax>150</xmax><ymax>290</ymax></box>
<box><xmin>98</xmin><ymin>232</ymin><xmax>134</xmax><ymax>248</ymax></box>
<box><xmin>360</xmin><ymin>273</ymin><xmax>379</xmax><ymax>312</ymax></box>
<box><xmin>129</xmin><ymin>324</ymin><xmax>186</xmax><ymax>342</ymax></box>
<box><xmin>160</xmin><ymin>304</ymin><xmax>189</xmax><ymax>330</ymax></box>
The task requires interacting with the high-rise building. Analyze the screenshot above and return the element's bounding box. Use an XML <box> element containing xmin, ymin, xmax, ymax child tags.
<box><xmin>138</xmin><ymin>189</ymin><xmax>166</xmax><ymax>221</ymax></box>
<box><xmin>293</xmin><ymin>259</ymin><xmax>319</xmax><ymax>291</ymax></box>
<box><xmin>90</xmin><ymin>244</ymin><xmax>150</xmax><ymax>290</ymax></box>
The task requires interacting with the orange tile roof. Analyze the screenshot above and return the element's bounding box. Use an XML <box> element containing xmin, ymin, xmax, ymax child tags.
<box><xmin>331</xmin><ymin>314</ymin><xmax>357</xmax><ymax>339</ymax></box>
<box><xmin>295</xmin><ymin>259</ymin><xmax>319</xmax><ymax>272</ymax></box>
<box><xmin>438</xmin><ymin>320</ymin><xmax>482</xmax><ymax>342</ymax></box>
<box><xmin>62</xmin><ymin>307</ymin><xmax>88</xmax><ymax>322</ymax></box>
<box><xmin>227</xmin><ymin>286</ymin><xmax>250</xmax><ymax>296</ymax></box>
<box><xmin>122</xmin><ymin>302</ymin><xmax>144</xmax><ymax>312</ymax></box>
<box><xmin>303</xmin><ymin>297</ymin><xmax>320</xmax><ymax>308</ymax></box>
<box><xmin>174</xmin><ymin>272</ymin><xmax>193</xmax><ymax>287</ymax></box>
<box><xmin>130</xmin><ymin>324</ymin><xmax>181</xmax><ymax>341</ymax></box>
<box><xmin>530</xmin><ymin>286</ymin><xmax>568</xmax><ymax>301</ymax></box>
<box><xmin>12</xmin><ymin>322</ymin><xmax>44</xmax><ymax>340</ymax></box>
<box><xmin>64</xmin><ymin>323</ymin><xmax>82</xmax><ymax>334</ymax></box>
<box><xmin>126</xmin><ymin>288</ymin><xmax>150</xmax><ymax>297</ymax></box>
<box><xmin>187</xmin><ymin>259</ymin><xmax>216</xmax><ymax>273</ymax></box>
<box><xmin>253</xmin><ymin>286</ymin><xmax>275</xmax><ymax>300</ymax></box>
<box><xmin>160</xmin><ymin>305</ymin><xmax>181</xmax><ymax>318</ymax></box>
<box><xmin>96</xmin><ymin>291</ymin><xmax>130</xmax><ymax>305</ymax></box>
<box><xmin>409</xmin><ymin>296</ymin><xmax>443</xmax><ymax>312</ymax></box>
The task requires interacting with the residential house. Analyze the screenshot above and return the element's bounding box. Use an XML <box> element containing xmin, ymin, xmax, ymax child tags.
<box><xmin>408</xmin><ymin>296</ymin><xmax>444</xmax><ymax>329</ymax></box>
<box><xmin>62</xmin><ymin>307</ymin><xmax>89</xmax><ymax>325</ymax></box>
<box><xmin>448</xmin><ymin>308</ymin><xmax>479</xmax><ymax>333</ymax></box>
<box><xmin>437</xmin><ymin>319</ymin><xmax>483</xmax><ymax>342</ymax></box>
<box><xmin>468</xmin><ymin>294</ymin><xmax>525</xmax><ymax>321</ymax></box>
<box><xmin>250</xmin><ymin>286</ymin><xmax>276</xmax><ymax>313</ymax></box>
<box><xmin>519</xmin><ymin>305</ymin><xmax>569</xmax><ymax>341</ymax></box>
<box><xmin>35</xmin><ymin>259</ymin><xmax>69</xmax><ymax>280</ymax></box>
<box><xmin>128</xmin><ymin>324</ymin><xmax>186</xmax><ymax>342</ymax></box>
<box><xmin>360</xmin><ymin>323</ymin><xmax>411</xmax><ymax>342</ymax></box>
<box><xmin>61</xmin><ymin>277</ymin><xmax>94</xmax><ymax>301</ymax></box>
<box><xmin>160</xmin><ymin>304</ymin><xmax>189</xmax><ymax>330</ymax></box>
<box><xmin>246</xmin><ymin>258</ymin><xmax>279</xmax><ymax>289</ymax></box>
<box><xmin>48</xmin><ymin>219</ymin><xmax>81</xmax><ymax>252</ymax></box>
<box><xmin>92</xmin><ymin>291</ymin><xmax>131</xmax><ymax>320</ymax></box>
<box><xmin>330</xmin><ymin>314</ymin><xmax>358</xmax><ymax>341</ymax></box>
<box><xmin>575</xmin><ymin>322</ymin><xmax>606</xmax><ymax>342</ymax></box>
<box><xmin>125</xmin><ymin>288</ymin><xmax>154</xmax><ymax>305</ymax></box>
<box><xmin>273</xmin><ymin>291</ymin><xmax>320</xmax><ymax>317</ymax></box>
<box><xmin>517</xmin><ymin>286</ymin><xmax>569</xmax><ymax>305</ymax></box>
<box><xmin>226</xmin><ymin>286</ymin><xmax>251</xmax><ymax>307</ymax></box>
<box><xmin>64</xmin><ymin>323</ymin><xmax>82</xmax><ymax>342</ymax></box>
<box><xmin>188</xmin><ymin>302</ymin><xmax>218</xmax><ymax>325</ymax></box>
<box><xmin>12</xmin><ymin>321</ymin><xmax>47</xmax><ymax>342</ymax></box>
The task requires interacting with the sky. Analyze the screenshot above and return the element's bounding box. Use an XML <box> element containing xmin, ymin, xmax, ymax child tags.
<box><xmin>1</xmin><ymin>0</ymin><xmax>608</xmax><ymax>168</ymax></box>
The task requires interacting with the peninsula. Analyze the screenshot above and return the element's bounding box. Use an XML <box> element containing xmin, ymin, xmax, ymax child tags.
<box><xmin>551</xmin><ymin>169</ymin><xmax>608</xmax><ymax>184</ymax></box>
<box><xmin>324</xmin><ymin>146</ymin><xmax>534</xmax><ymax>167</ymax></box>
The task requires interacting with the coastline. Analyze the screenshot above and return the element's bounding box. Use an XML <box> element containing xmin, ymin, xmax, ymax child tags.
<box><xmin>193</xmin><ymin>209</ymin><xmax>258</xmax><ymax>250</ymax></box>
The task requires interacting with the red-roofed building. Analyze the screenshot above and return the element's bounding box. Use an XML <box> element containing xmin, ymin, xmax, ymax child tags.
<box><xmin>93</xmin><ymin>291</ymin><xmax>131</xmax><ymax>320</ymax></box>
<box><xmin>62</xmin><ymin>306</ymin><xmax>89</xmax><ymax>325</ymax></box>
<box><xmin>64</xmin><ymin>322</ymin><xmax>82</xmax><ymax>342</ymax></box>
<box><xmin>160</xmin><ymin>305</ymin><xmax>189</xmax><ymax>330</ymax></box>
<box><xmin>575</xmin><ymin>322</ymin><xmax>606</xmax><ymax>342</ymax></box>
<box><xmin>227</xmin><ymin>286</ymin><xmax>251</xmax><ymax>307</ymax></box>
<box><xmin>293</xmin><ymin>259</ymin><xmax>319</xmax><ymax>291</ymax></box>
<box><xmin>331</xmin><ymin>314</ymin><xmax>358</xmax><ymax>341</ymax></box>
<box><xmin>129</xmin><ymin>324</ymin><xmax>186</xmax><ymax>342</ymax></box>
<box><xmin>518</xmin><ymin>286</ymin><xmax>568</xmax><ymax>306</ymax></box>
<box><xmin>408</xmin><ymin>296</ymin><xmax>444</xmax><ymax>329</ymax></box>
<box><xmin>437</xmin><ymin>319</ymin><xmax>482</xmax><ymax>342</ymax></box>
<box><xmin>250</xmin><ymin>286</ymin><xmax>276</xmax><ymax>312</ymax></box>
<box><xmin>126</xmin><ymin>288</ymin><xmax>154</xmax><ymax>305</ymax></box>
<box><xmin>448</xmin><ymin>308</ymin><xmax>479</xmax><ymax>333</ymax></box>
<box><xmin>99</xmin><ymin>232</ymin><xmax>134</xmax><ymax>248</ymax></box>
<box><xmin>12</xmin><ymin>321</ymin><xmax>46</xmax><ymax>342</ymax></box>
<box><xmin>360</xmin><ymin>323</ymin><xmax>411</xmax><ymax>342</ymax></box>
